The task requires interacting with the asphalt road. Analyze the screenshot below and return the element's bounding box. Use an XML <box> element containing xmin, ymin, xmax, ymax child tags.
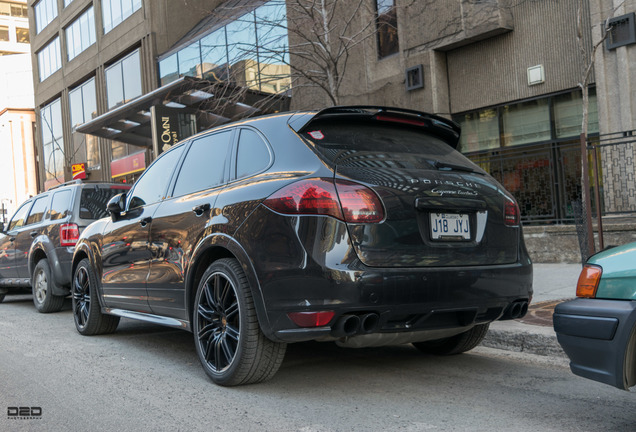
<box><xmin>1</xmin><ymin>294</ymin><xmax>634</xmax><ymax>432</ymax></box>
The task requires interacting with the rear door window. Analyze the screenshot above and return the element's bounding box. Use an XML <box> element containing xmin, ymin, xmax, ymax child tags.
<box><xmin>26</xmin><ymin>195</ymin><xmax>49</xmax><ymax>225</ymax></box>
<box><xmin>79</xmin><ymin>186</ymin><xmax>131</xmax><ymax>220</ymax></box>
<box><xmin>172</xmin><ymin>130</ymin><xmax>233</xmax><ymax>197</ymax></box>
<box><xmin>48</xmin><ymin>190</ymin><xmax>72</xmax><ymax>221</ymax></box>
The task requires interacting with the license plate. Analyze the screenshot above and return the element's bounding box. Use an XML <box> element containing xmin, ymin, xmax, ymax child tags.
<box><xmin>430</xmin><ymin>213</ymin><xmax>470</xmax><ymax>240</ymax></box>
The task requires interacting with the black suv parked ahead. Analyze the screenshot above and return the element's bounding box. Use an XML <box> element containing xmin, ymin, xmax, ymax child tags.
<box><xmin>72</xmin><ymin>106</ymin><xmax>533</xmax><ymax>386</ymax></box>
<box><xmin>0</xmin><ymin>180</ymin><xmax>130</xmax><ymax>311</ymax></box>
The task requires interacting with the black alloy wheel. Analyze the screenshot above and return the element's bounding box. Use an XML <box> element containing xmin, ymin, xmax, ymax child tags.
<box><xmin>193</xmin><ymin>259</ymin><xmax>286</xmax><ymax>386</ymax></box>
<box><xmin>72</xmin><ymin>258</ymin><xmax>119</xmax><ymax>335</ymax></box>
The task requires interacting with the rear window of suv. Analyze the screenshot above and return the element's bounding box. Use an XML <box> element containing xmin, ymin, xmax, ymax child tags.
<box><xmin>80</xmin><ymin>186</ymin><xmax>130</xmax><ymax>220</ymax></box>
<box><xmin>301</xmin><ymin>119</ymin><xmax>479</xmax><ymax>171</ymax></box>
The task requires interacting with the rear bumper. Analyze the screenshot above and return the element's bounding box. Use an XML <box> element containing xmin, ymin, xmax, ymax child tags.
<box><xmin>554</xmin><ymin>298</ymin><xmax>636</xmax><ymax>390</ymax></box>
<box><xmin>263</xmin><ymin>261</ymin><xmax>533</xmax><ymax>343</ymax></box>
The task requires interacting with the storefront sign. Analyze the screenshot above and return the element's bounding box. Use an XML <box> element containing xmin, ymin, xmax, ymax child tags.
<box><xmin>111</xmin><ymin>152</ymin><xmax>146</xmax><ymax>178</ymax></box>
<box><xmin>71</xmin><ymin>163</ymin><xmax>87</xmax><ymax>180</ymax></box>
<box><xmin>151</xmin><ymin>106</ymin><xmax>196</xmax><ymax>155</ymax></box>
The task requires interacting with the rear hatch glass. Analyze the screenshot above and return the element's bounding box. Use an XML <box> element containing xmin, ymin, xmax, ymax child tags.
<box><xmin>300</xmin><ymin>118</ymin><xmax>519</xmax><ymax>267</ymax></box>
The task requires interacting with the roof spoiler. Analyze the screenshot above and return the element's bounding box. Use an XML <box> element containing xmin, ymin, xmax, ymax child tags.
<box><xmin>287</xmin><ymin>106</ymin><xmax>461</xmax><ymax>149</ymax></box>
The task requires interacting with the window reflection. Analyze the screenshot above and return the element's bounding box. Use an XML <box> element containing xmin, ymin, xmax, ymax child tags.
<box><xmin>157</xmin><ymin>1</ymin><xmax>290</xmax><ymax>94</ymax></box>
<box><xmin>41</xmin><ymin>99</ymin><xmax>65</xmax><ymax>185</ymax></box>
<box><xmin>106</xmin><ymin>49</ymin><xmax>142</xmax><ymax>109</ymax></box>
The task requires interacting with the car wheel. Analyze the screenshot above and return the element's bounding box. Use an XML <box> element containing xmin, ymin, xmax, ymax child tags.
<box><xmin>413</xmin><ymin>323</ymin><xmax>490</xmax><ymax>355</ymax></box>
<box><xmin>193</xmin><ymin>258</ymin><xmax>286</xmax><ymax>386</ymax></box>
<box><xmin>32</xmin><ymin>258</ymin><xmax>65</xmax><ymax>313</ymax></box>
<box><xmin>72</xmin><ymin>258</ymin><xmax>120</xmax><ymax>335</ymax></box>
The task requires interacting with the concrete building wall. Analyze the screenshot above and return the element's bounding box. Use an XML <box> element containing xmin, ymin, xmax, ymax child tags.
<box><xmin>589</xmin><ymin>0</ymin><xmax>636</xmax><ymax>214</ymax></box>
<box><xmin>289</xmin><ymin>0</ymin><xmax>593</xmax><ymax>117</ymax></box>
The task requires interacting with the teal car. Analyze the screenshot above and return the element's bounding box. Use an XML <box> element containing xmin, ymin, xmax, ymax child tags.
<box><xmin>554</xmin><ymin>241</ymin><xmax>636</xmax><ymax>390</ymax></box>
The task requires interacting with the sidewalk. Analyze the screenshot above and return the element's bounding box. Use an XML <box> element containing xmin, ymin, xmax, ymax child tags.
<box><xmin>482</xmin><ymin>263</ymin><xmax>582</xmax><ymax>357</ymax></box>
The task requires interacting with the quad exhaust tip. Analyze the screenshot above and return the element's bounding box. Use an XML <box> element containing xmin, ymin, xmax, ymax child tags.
<box><xmin>331</xmin><ymin>313</ymin><xmax>380</xmax><ymax>337</ymax></box>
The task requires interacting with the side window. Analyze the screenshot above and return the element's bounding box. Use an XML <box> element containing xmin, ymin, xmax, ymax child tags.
<box><xmin>172</xmin><ymin>130</ymin><xmax>233</xmax><ymax>197</ymax></box>
<box><xmin>236</xmin><ymin>129</ymin><xmax>271</xmax><ymax>179</ymax></box>
<box><xmin>128</xmin><ymin>146</ymin><xmax>184</xmax><ymax>209</ymax></box>
<box><xmin>26</xmin><ymin>196</ymin><xmax>49</xmax><ymax>225</ymax></box>
<box><xmin>48</xmin><ymin>190</ymin><xmax>73</xmax><ymax>220</ymax></box>
<box><xmin>7</xmin><ymin>202</ymin><xmax>32</xmax><ymax>231</ymax></box>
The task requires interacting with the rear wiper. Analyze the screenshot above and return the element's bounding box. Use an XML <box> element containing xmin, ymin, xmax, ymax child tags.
<box><xmin>433</xmin><ymin>161</ymin><xmax>481</xmax><ymax>174</ymax></box>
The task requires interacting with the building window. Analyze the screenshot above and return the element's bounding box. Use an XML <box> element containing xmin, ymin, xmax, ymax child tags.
<box><xmin>102</xmin><ymin>0</ymin><xmax>142</xmax><ymax>34</ymax></box>
<box><xmin>64</xmin><ymin>0</ymin><xmax>74</xmax><ymax>7</ymax></box>
<box><xmin>15</xmin><ymin>27</ymin><xmax>29</xmax><ymax>43</ymax></box>
<box><xmin>158</xmin><ymin>1</ymin><xmax>290</xmax><ymax>94</ymax></box>
<box><xmin>69</xmin><ymin>78</ymin><xmax>99</xmax><ymax>169</ymax></box>
<box><xmin>105</xmin><ymin>49</ymin><xmax>142</xmax><ymax>108</ymax></box>
<box><xmin>0</xmin><ymin>1</ymin><xmax>28</xmax><ymax>18</ymax></box>
<box><xmin>66</xmin><ymin>7</ymin><xmax>96</xmax><ymax>61</ymax></box>
<box><xmin>37</xmin><ymin>36</ymin><xmax>62</xmax><ymax>81</ymax></box>
<box><xmin>34</xmin><ymin>0</ymin><xmax>58</xmax><ymax>34</ymax></box>
<box><xmin>0</xmin><ymin>25</ymin><xmax>8</xmax><ymax>42</ymax></box>
<box><xmin>41</xmin><ymin>98</ymin><xmax>65</xmax><ymax>186</ymax></box>
<box><xmin>376</xmin><ymin>0</ymin><xmax>399</xmax><ymax>59</ymax></box>
<box><xmin>501</xmin><ymin>99</ymin><xmax>551</xmax><ymax>147</ymax></box>
<box><xmin>454</xmin><ymin>89</ymin><xmax>599</xmax><ymax>153</ymax></box>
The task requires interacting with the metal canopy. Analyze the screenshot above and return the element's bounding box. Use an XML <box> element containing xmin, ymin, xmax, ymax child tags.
<box><xmin>76</xmin><ymin>76</ymin><xmax>290</xmax><ymax>147</ymax></box>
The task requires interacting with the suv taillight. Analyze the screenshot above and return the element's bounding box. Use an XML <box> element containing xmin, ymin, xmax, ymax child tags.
<box><xmin>263</xmin><ymin>178</ymin><xmax>384</xmax><ymax>223</ymax></box>
<box><xmin>60</xmin><ymin>223</ymin><xmax>80</xmax><ymax>246</ymax></box>
<box><xmin>504</xmin><ymin>201</ymin><xmax>520</xmax><ymax>227</ymax></box>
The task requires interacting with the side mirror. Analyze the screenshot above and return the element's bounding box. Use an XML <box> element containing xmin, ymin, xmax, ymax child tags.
<box><xmin>107</xmin><ymin>193</ymin><xmax>126</xmax><ymax>221</ymax></box>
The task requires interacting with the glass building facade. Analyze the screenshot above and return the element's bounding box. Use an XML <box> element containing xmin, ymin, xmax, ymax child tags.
<box><xmin>159</xmin><ymin>1</ymin><xmax>290</xmax><ymax>95</ymax></box>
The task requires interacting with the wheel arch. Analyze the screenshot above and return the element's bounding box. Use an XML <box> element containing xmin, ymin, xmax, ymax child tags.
<box><xmin>185</xmin><ymin>234</ymin><xmax>272</xmax><ymax>338</ymax></box>
<box><xmin>71</xmin><ymin>241</ymin><xmax>108</xmax><ymax>310</ymax></box>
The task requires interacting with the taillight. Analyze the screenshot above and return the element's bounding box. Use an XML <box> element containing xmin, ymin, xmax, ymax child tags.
<box><xmin>576</xmin><ymin>264</ymin><xmax>602</xmax><ymax>298</ymax></box>
<box><xmin>263</xmin><ymin>178</ymin><xmax>384</xmax><ymax>223</ymax></box>
<box><xmin>504</xmin><ymin>200</ymin><xmax>520</xmax><ymax>226</ymax></box>
<box><xmin>60</xmin><ymin>223</ymin><xmax>80</xmax><ymax>247</ymax></box>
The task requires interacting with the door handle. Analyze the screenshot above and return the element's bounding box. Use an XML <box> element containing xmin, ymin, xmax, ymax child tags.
<box><xmin>139</xmin><ymin>217</ymin><xmax>152</xmax><ymax>227</ymax></box>
<box><xmin>30</xmin><ymin>231</ymin><xmax>38</xmax><ymax>238</ymax></box>
<box><xmin>192</xmin><ymin>203</ymin><xmax>211</xmax><ymax>217</ymax></box>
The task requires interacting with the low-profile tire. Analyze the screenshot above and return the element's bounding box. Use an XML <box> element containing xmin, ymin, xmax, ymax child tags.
<box><xmin>413</xmin><ymin>323</ymin><xmax>490</xmax><ymax>355</ymax></box>
<box><xmin>32</xmin><ymin>258</ymin><xmax>65</xmax><ymax>313</ymax></box>
<box><xmin>193</xmin><ymin>258</ymin><xmax>286</xmax><ymax>386</ymax></box>
<box><xmin>72</xmin><ymin>258</ymin><xmax>120</xmax><ymax>335</ymax></box>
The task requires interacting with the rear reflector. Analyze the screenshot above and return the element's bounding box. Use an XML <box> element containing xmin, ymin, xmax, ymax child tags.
<box><xmin>504</xmin><ymin>200</ymin><xmax>520</xmax><ymax>226</ymax></box>
<box><xmin>288</xmin><ymin>311</ymin><xmax>335</xmax><ymax>327</ymax></box>
<box><xmin>576</xmin><ymin>264</ymin><xmax>602</xmax><ymax>298</ymax></box>
<box><xmin>60</xmin><ymin>223</ymin><xmax>80</xmax><ymax>247</ymax></box>
<box><xmin>263</xmin><ymin>178</ymin><xmax>384</xmax><ymax>223</ymax></box>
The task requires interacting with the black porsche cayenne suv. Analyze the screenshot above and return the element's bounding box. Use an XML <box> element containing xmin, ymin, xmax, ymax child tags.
<box><xmin>71</xmin><ymin>106</ymin><xmax>533</xmax><ymax>386</ymax></box>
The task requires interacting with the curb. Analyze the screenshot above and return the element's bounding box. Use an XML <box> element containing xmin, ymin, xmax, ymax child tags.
<box><xmin>482</xmin><ymin>321</ymin><xmax>567</xmax><ymax>358</ymax></box>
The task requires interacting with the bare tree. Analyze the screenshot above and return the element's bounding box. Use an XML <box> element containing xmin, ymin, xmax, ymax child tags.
<box><xmin>177</xmin><ymin>0</ymin><xmax>412</xmax><ymax>110</ymax></box>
